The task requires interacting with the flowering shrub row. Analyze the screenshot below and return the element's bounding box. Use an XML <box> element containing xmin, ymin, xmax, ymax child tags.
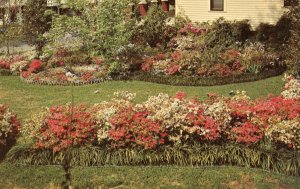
<box><xmin>21</xmin><ymin>90</ymin><xmax>300</xmax><ymax>152</ymax></box>
<box><xmin>0</xmin><ymin>105</ymin><xmax>20</xmax><ymax>147</ymax></box>
<box><xmin>139</xmin><ymin>45</ymin><xmax>281</xmax><ymax>78</ymax></box>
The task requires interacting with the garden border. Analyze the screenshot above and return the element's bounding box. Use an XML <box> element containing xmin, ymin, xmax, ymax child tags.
<box><xmin>18</xmin><ymin>67</ymin><xmax>286</xmax><ymax>86</ymax></box>
<box><xmin>6</xmin><ymin>144</ymin><xmax>300</xmax><ymax>176</ymax></box>
<box><xmin>130</xmin><ymin>67</ymin><xmax>286</xmax><ymax>86</ymax></box>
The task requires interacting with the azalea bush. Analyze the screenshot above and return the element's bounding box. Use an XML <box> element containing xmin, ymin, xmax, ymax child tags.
<box><xmin>22</xmin><ymin>86</ymin><xmax>300</xmax><ymax>152</ymax></box>
<box><xmin>21</xmin><ymin>59</ymin><xmax>43</xmax><ymax>78</ymax></box>
<box><xmin>0</xmin><ymin>52</ymin><xmax>33</xmax><ymax>75</ymax></box>
<box><xmin>109</xmin><ymin>108</ymin><xmax>166</xmax><ymax>149</ymax></box>
<box><xmin>281</xmin><ymin>75</ymin><xmax>300</xmax><ymax>99</ymax></box>
<box><xmin>22</xmin><ymin>105</ymin><xmax>97</xmax><ymax>152</ymax></box>
<box><xmin>0</xmin><ymin>104</ymin><xmax>20</xmax><ymax>148</ymax></box>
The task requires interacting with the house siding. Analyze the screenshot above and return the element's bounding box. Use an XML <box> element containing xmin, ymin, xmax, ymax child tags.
<box><xmin>175</xmin><ymin>0</ymin><xmax>288</xmax><ymax>28</ymax></box>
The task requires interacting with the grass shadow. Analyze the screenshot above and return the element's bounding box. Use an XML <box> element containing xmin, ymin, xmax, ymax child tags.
<box><xmin>0</xmin><ymin>139</ymin><xmax>17</xmax><ymax>162</ymax></box>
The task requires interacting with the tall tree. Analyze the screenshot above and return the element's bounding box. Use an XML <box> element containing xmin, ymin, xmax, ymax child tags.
<box><xmin>287</xmin><ymin>5</ymin><xmax>300</xmax><ymax>76</ymax></box>
<box><xmin>22</xmin><ymin>0</ymin><xmax>51</xmax><ymax>57</ymax></box>
<box><xmin>0</xmin><ymin>0</ymin><xmax>23</xmax><ymax>56</ymax></box>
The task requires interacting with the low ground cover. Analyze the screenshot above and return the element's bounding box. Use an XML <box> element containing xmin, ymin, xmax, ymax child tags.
<box><xmin>0</xmin><ymin>163</ymin><xmax>299</xmax><ymax>189</ymax></box>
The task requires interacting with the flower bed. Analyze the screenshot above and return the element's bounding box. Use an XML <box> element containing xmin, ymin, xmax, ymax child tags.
<box><xmin>19</xmin><ymin>65</ymin><xmax>285</xmax><ymax>86</ymax></box>
<box><xmin>18</xmin><ymin>19</ymin><xmax>288</xmax><ymax>86</ymax></box>
<box><xmin>20</xmin><ymin>64</ymin><xmax>112</xmax><ymax>85</ymax></box>
<box><xmin>8</xmin><ymin>88</ymin><xmax>298</xmax><ymax>175</ymax></box>
<box><xmin>0</xmin><ymin>104</ymin><xmax>20</xmax><ymax>159</ymax></box>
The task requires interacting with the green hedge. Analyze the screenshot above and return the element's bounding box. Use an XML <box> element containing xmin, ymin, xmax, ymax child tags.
<box><xmin>129</xmin><ymin>67</ymin><xmax>286</xmax><ymax>86</ymax></box>
<box><xmin>6</xmin><ymin>144</ymin><xmax>300</xmax><ymax>176</ymax></box>
<box><xmin>0</xmin><ymin>69</ymin><xmax>11</xmax><ymax>76</ymax></box>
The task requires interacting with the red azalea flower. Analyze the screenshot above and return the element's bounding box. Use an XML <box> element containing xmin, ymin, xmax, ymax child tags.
<box><xmin>92</xmin><ymin>57</ymin><xmax>103</xmax><ymax>65</ymax></box>
<box><xmin>109</xmin><ymin>108</ymin><xmax>165</xmax><ymax>149</ymax></box>
<box><xmin>0</xmin><ymin>60</ymin><xmax>10</xmax><ymax>69</ymax></box>
<box><xmin>175</xmin><ymin>91</ymin><xmax>186</xmax><ymax>100</ymax></box>
<box><xmin>155</xmin><ymin>53</ymin><xmax>166</xmax><ymax>60</ymax></box>
<box><xmin>56</xmin><ymin>61</ymin><xmax>64</xmax><ymax>67</ymax></box>
<box><xmin>21</xmin><ymin>71</ymin><xmax>31</xmax><ymax>78</ymax></box>
<box><xmin>30</xmin><ymin>59</ymin><xmax>42</xmax><ymax>71</ymax></box>
<box><xmin>82</xmin><ymin>73</ymin><xmax>92</xmax><ymax>81</ymax></box>
<box><xmin>171</xmin><ymin>51</ymin><xmax>183</xmax><ymax>61</ymax></box>
<box><xmin>167</xmin><ymin>64</ymin><xmax>180</xmax><ymax>75</ymax></box>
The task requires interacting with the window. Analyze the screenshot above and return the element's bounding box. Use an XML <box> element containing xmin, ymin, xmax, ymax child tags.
<box><xmin>284</xmin><ymin>0</ymin><xmax>299</xmax><ymax>7</ymax></box>
<box><xmin>211</xmin><ymin>0</ymin><xmax>224</xmax><ymax>11</ymax></box>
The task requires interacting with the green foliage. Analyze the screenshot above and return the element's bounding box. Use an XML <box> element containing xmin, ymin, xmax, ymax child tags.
<box><xmin>116</xmin><ymin>44</ymin><xmax>144</xmax><ymax>71</ymax></box>
<box><xmin>22</xmin><ymin>0</ymin><xmax>51</xmax><ymax>55</ymax></box>
<box><xmin>231</xmin><ymin>20</ymin><xmax>253</xmax><ymax>42</ymax></box>
<box><xmin>0</xmin><ymin>24</ymin><xmax>23</xmax><ymax>55</ymax></box>
<box><xmin>59</xmin><ymin>50</ymin><xmax>91</xmax><ymax>67</ymax></box>
<box><xmin>6</xmin><ymin>145</ymin><xmax>300</xmax><ymax>176</ymax></box>
<box><xmin>140</xmin><ymin>6</ymin><xmax>168</xmax><ymax>48</ymax></box>
<box><xmin>255</xmin><ymin>23</ymin><xmax>275</xmax><ymax>42</ymax></box>
<box><xmin>203</xmin><ymin>18</ymin><xmax>252</xmax><ymax>51</ymax></box>
<box><xmin>285</xmin><ymin>5</ymin><xmax>300</xmax><ymax>76</ymax></box>
<box><xmin>90</xmin><ymin>0</ymin><xmax>135</xmax><ymax>57</ymax></box>
<box><xmin>65</xmin><ymin>0</ymin><xmax>91</xmax><ymax>11</ymax></box>
<box><xmin>42</xmin><ymin>15</ymin><xmax>90</xmax><ymax>66</ymax></box>
<box><xmin>108</xmin><ymin>61</ymin><xmax>130</xmax><ymax>77</ymax></box>
<box><xmin>45</xmin><ymin>15</ymin><xmax>89</xmax><ymax>50</ymax></box>
<box><xmin>0</xmin><ymin>68</ymin><xmax>11</xmax><ymax>76</ymax></box>
<box><xmin>255</xmin><ymin>14</ymin><xmax>292</xmax><ymax>49</ymax></box>
<box><xmin>275</xmin><ymin>14</ymin><xmax>293</xmax><ymax>44</ymax></box>
<box><xmin>173</xmin><ymin>15</ymin><xmax>192</xmax><ymax>30</ymax></box>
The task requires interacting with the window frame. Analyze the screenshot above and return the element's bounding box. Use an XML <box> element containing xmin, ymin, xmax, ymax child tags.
<box><xmin>210</xmin><ymin>0</ymin><xmax>224</xmax><ymax>11</ymax></box>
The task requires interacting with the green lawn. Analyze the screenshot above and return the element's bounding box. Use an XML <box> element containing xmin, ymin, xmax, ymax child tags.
<box><xmin>2</xmin><ymin>75</ymin><xmax>299</xmax><ymax>189</ymax></box>
<box><xmin>0</xmin><ymin>163</ymin><xmax>299</xmax><ymax>189</ymax></box>
<box><xmin>0</xmin><ymin>75</ymin><xmax>284</xmax><ymax>122</ymax></box>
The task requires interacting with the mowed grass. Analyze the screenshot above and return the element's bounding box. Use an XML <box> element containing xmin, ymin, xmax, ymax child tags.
<box><xmin>0</xmin><ymin>75</ymin><xmax>284</xmax><ymax>122</ymax></box>
<box><xmin>2</xmin><ymin>75</ymin><xmax>299</xmax><ymax>189</ymax></box>
<box><xmin>0</xmin><ymin>163</ymin><xmax>300</xmax><ymax>189</ymax></box>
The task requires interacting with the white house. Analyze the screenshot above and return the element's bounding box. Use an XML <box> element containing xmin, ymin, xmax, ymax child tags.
<box><xmin>175</xmin><ymin>0</ymin><xmax>293</xmax><ymax>27</ymax></box>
